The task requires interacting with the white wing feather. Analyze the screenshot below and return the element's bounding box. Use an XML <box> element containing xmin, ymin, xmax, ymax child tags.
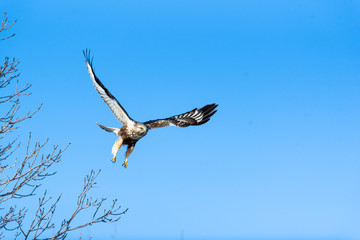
<box><xmin>84</xmin><ymin>50</ymin><xmax>135</xmax><ymax>126</ymax></box>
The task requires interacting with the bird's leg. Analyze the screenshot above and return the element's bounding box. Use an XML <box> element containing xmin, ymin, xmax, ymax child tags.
<box><xmin>123</xmin><ymin>144</ymin><xmax>135</xmax><ymax>168</ymax></box>
<box><xmin>111</xmin><ymin>137</ymin><xmax>123</xmax><ymax>163</ymax></box>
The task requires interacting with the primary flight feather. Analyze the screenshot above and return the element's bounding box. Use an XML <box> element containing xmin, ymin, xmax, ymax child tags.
<box><xmin>83</xmin><ymin>49</ymin><xmax>218</xmax><ymax>168</ymax></box>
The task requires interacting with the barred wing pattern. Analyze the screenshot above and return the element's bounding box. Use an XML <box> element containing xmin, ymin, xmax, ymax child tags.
<box><xmin>144</xmin><ymin>104</ymin><xmax>218</xmax><ymax>129</ymax></box>
<box><xmin>83</xmin><ymin>49</ymin><xmax>134</xmax><ymax>126</ymax></box>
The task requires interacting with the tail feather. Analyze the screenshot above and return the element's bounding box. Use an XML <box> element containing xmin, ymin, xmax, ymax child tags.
<box><xmin>97</xmin><ymin>123</ymin><xmax>118</xmax><ymax>133</ymax></box>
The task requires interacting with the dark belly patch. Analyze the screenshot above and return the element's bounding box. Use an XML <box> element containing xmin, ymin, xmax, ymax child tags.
<box><xmin>123</xmin><ymin>138</ymin><xmax>137</xmax><ymax>145</ymax></box>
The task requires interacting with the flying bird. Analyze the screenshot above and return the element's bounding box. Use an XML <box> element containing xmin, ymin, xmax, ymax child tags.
<box><xmin>83</xmin><ymin>49</ymin><xmax>218</xmax><ymax>168</ymax></box>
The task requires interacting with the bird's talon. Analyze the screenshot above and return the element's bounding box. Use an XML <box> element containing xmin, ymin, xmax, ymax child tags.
<box><xmin>111</xmin><ymin>157</ymin><xmax>116</xmax><ymax>163</ymax></box>
<box><xmin>122</xmin><ymin>161</ymin><xmax>128</xmax><ymax>168</ymax></box>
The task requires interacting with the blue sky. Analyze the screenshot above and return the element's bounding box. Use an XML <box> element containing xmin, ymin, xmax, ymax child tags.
<box><xmin>1</xmin><ymin>0</ymin><xmax>360</xmax><ymax>239</ymax></box>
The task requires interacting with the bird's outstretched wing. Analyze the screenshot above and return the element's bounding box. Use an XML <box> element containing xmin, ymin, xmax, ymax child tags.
<box><xmin>144</xmin><ymin>104</ymin><xmax>218</xmax><ymax>129</ymax></box>
<box><xmin>83</xmin><ymin>49</ymin><xmax>135</xmax><ymax>125</ymax></box>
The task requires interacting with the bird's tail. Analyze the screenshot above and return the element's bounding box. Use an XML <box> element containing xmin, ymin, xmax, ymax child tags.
<box><xmin>97</xmin><ymin>123</ymin><xmax>118</xmax><ymax>134</ymax></box>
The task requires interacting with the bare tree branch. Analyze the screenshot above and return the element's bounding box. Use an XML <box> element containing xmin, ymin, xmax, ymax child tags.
<box><xmin>13</xmin><ymin>170</ymin><xmax>126</xmax><ymax>240</ymax></box>
<box><xmin>0</xmin><ymin>136</ymin><xmax>70</xmax><ymax>201</ymax></box>
<box><xmin>52</xmin><ymin>170</ymin><xmax>126</xmax><ymax>240</ymax></box>
<box><xmin>0</xmin><ymin>13</ymin><xmax>16</xmax><ymax>40</ymax></box>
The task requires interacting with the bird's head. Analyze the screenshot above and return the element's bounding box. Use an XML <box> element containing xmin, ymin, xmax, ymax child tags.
<box><xmin>136</xmin><ymin>123</ymin><xmax>148</xmax><ymax>134</ymax></box>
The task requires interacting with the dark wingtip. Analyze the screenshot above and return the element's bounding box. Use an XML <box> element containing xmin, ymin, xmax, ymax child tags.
<box><xmin>83</xmin><ymin>48</ymin><xmax>93</xmax><ymax>66</ymax></box>
<box><xmin>196</xmin><ymin>103</ymin><xmax>218</xmax><ymax>125</ymax></box>
<box><xmin>201</xmin><ymin>103</ymin><xmax>218</xmax><ymax>115</ymax></box>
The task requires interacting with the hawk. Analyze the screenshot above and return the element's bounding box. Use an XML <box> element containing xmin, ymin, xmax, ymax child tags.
<box><xmin>83</xmin><ymin>49</ymin><xmax>218</xmax><ymax>168</ymax></box>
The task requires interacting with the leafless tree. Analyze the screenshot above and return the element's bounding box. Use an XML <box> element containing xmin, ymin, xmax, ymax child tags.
<box><xmin>0</xmin><ymin>13</ymin><xmax>126</xmax><ymax>239</ymax></box>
